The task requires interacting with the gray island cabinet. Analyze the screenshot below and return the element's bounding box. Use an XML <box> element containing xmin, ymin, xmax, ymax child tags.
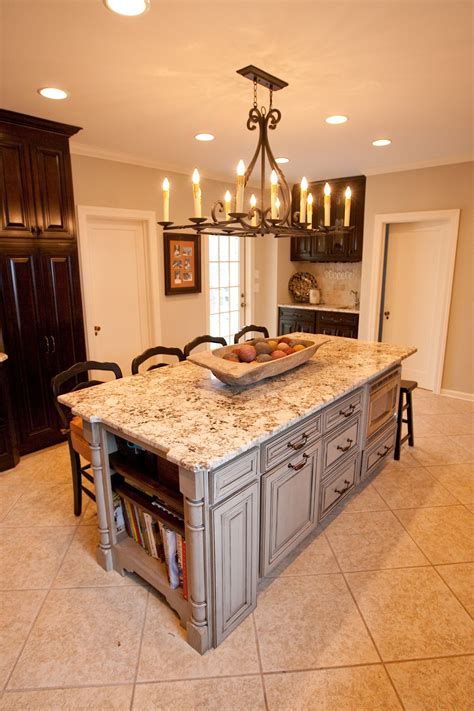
<box><xmin>58</xmin><ymin>335</ymin><xmax>415</xmax><ymax>654</ymax></box>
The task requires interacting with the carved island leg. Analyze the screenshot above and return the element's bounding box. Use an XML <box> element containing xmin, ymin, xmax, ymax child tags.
<box><xmin>179</xmin><ymin>466</ymin><xmax>210</xmax><ymax>654</ymax></box>
<box><xmin>82</xmin><ymin>420</ymin><xmax>113</xmax><ymax>571</ymax></box>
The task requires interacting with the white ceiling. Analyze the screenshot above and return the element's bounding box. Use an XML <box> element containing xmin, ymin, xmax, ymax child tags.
<box><xmin>1</xmin><ymin>0</ymin><xmax>473</xmax><ymax>183</ymax></box>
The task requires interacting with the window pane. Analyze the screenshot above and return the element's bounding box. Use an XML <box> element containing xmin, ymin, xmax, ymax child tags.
<box><xmin>220</xmin><ymin>262</ymin><xmax>229</xmax><ymax>288</ymax></box>
<box><xmin>219</xmin><ymin>235</ymin><xmax>229</xmax><ymax>261</ymax></box>
<box><xmin>208</xmin><ymin>235</ymin><xmax>219</xmax><ymax>262</ymax></box>
<box><xmin>229</xmin><ymin>262</ymin><xmax>239</xmax><ymax>287</ymax></box>
<box><xmin>209</xmin><ymin>288</ymin><xmax>219</xmax><ymax>315</ymax></box>
<box><xmin>210</xmin><ymin>314</ymin><xmax>219</xmax><ymax>334</ymax></box>
<box><xmin>230</xmin><ymin>286</ymin><xmax>240</xmax><ymax>310</ymax></box>
<box><xmin>230</xmin><ymin>310</ymin><xmax>240</xmax><ymax>334</ymax></box>
<box><xmin>220</xmin><ymin>312</ymin><xmax>230</xmax><ymax>336</ymax></box>
<box><xmin>219</xmin><ymin>287</ymin><xmax>230</xmax><ymax>311</ymax></box>
<box><xmin>209</xmin><ymin>262</ymin><xmax>219</xmax><ymax>288</ymax></box>
<box><xmin>229</xmin><ymin>236</ymin><xmax>240</xmax><ymax>261</ymax></box>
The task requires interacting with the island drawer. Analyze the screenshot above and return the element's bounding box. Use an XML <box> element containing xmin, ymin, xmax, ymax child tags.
<box><xmin>261</xmin><ymin>412</ymin><xmax>322</xmax><ymax>473</ymax></box>
<box><xmin>361</xmin><ymin>421</ymin><xmax>396</xmax><ymax>481</ymax></box>
<box><xmin>319</xmin><ymin>452</ymin><xmax>359</xmax><ymax>521</ymax></box>
<box><xmin>323</xmin><ymin>416</ymin><xmax>360</xmax><ymax>472</ymax></box>
<box><xmin>210</xmin><ymin>448</ymin><xmax>259</xmax><ymax>504</ymax></box>
<box><xmin>323</xmin><ymin>389</ymin><xmax>362</xmax><ymax>432</ymax></box>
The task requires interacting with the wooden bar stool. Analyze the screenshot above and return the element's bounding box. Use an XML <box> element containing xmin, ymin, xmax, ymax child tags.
<box><xmin>394</xmin><ymin>379</ymin><xmax>417</xmax><ymax>460</ymax></box>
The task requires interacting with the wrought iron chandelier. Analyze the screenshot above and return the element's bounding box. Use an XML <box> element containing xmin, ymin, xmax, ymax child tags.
<box><xmin>158</xmin><ymin>66</ymin><xmax>354</xmax><ymax>239</ymax></box>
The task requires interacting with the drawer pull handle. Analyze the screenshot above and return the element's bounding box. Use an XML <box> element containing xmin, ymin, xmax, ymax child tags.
<box><xmin>339</xmin><ymin>403</ymin><xmax>356</xmax><ymax>418</ymax></box>
<box><xmin>287</xmin><ymin>433</ymin><xmax>309</xmax><ymax>451</ymax></box>
<box><xmin>288</xmin><ymin>453</ymin><xmax>309</xmax><ymax>471</ymax></box>
<box><xmin>337</xmin><ymin>438</ymin><xmax>353</xmax><ymax>453</ymax></box>
<box><xmin>377</xmin><ymin>444</ymin><xmax>390</xmax><ymax>458</ymax></box>
<box><xmin>334</xmin><ymin>479</ymin><xmax>352</xmax><ymax>496</ymax></box>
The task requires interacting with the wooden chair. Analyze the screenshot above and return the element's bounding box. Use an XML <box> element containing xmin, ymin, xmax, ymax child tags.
<box><xmin>394</xmin><ymin>379</ymin><xmax>417</xmax><ymax>460</ymax></box>
<box><xmin>131</xmin><ymin>346</ymin><xmax>185</xmax><ymax>375</ymax></box>
<box><xmin>183</xmin><ymin>335</ymin><xmax>227</xmax><ymax>358</ymax></box>
<box><xmin>52</xmin><ymin>360</ymin><xmax>123</xmax><ymax>516</ymax></box>
<box><xmin>234</xmin><ymin>324</ymin><xmax>269</xmax><ymax>343</ymax></box>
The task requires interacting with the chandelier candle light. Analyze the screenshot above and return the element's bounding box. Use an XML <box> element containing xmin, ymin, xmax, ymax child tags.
<box><xmin>158</xmin><ymin>65</ymin><xmax>355</xmax><ymax>239</ymax></box>
<box><xmin>324</xmin><ymin>182</ymin><xmax>331</xmax><ymax>226</ymax></box>
<box><xmin>344</xmin><ymin>186</ymin><xmax>352</xmax><ymax>226</ymax></box>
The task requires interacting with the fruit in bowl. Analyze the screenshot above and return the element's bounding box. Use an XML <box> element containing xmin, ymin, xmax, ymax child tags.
<box><xmin>221</xmin><ymin>338</ymin><xmax>308</xmax><ymax>364</ymax></box>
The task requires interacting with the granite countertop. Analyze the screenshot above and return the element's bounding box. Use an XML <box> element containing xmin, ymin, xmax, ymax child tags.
<box><xmin>59</xmin><ymin>336</ymin><xmax>415</xmax><ymax>473</ymax></box>
<box><xmin>0</xmin><ymin>353</ymin><xmax>8</xmax><ymax>363</ymax></box>
<box><xmin>278</xmin><ymin>303</ymin><xmax>360</xmax><ymax>314</ymax></box>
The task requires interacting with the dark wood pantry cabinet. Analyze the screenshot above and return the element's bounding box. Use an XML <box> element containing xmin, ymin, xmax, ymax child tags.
<box><xmin>0</xmin><ymin>110</ymin><xmax>86</xmax><ymax>455</ymax></box>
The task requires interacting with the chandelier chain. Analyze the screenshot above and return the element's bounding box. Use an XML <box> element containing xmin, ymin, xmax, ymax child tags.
<box><xmin>253</xmin><ymin>79</ymin><xmax>258</xmax><ymax>109</ymax></box>
<box><xmin>269</xmin><ymin>87</ymin><xmax>273</xmax><ymax>109</ymax></box>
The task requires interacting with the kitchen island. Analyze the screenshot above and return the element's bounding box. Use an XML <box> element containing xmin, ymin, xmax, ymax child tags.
<box><xmin>59</xmin><ymin>335</ymin><xmax>415</xmax><ymax>654</ymax></box>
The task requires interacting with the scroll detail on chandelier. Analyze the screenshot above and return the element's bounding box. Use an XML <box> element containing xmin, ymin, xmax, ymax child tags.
<box><xmin>158</xmin><ymin>66</ymin><xmax>354</xmax><ymax>239</ymax></box>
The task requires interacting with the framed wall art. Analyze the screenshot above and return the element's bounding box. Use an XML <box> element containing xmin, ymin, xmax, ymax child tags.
<box><xmin>163</xmin><ymin>233</ymin><xmax>202</xmax><ymax>296</ymax></box>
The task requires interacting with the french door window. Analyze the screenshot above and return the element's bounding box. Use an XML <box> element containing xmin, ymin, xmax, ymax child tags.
<box><xmin>208</xmin><ymin>235</ymin><xmax>243</xmax><ymax>345</ymax></box>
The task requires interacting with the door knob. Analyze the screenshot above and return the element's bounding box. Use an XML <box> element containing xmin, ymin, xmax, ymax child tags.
<box><xmin>384</xmin><ymin>311</ymin><xmax>390</xmax><ymax>320</ymax></box>
<box><xmin>94</xmin><ymin>325</ymin><xmax>101</xmax><ymax>336</ymax></box>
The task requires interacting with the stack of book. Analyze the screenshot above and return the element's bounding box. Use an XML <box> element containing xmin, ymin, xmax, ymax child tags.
<box><xmin>110</xmin><ymin>452</ymin><xmax>187</xmax><ymax>598</ymax></box>
<box><xmin>117</xmin><ymin>486</ymin><xmax>187</xmax><ymax>597</ymax></box>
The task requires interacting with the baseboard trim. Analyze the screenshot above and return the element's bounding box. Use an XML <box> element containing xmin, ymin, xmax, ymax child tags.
<box><xmin>440</xmin><ymin>389</ymin><xmax>474</xmax><ymax>402</ymax></box>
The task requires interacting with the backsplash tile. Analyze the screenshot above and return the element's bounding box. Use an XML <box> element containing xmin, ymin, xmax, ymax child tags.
<box><xmin>287</xmin><ymin>263</ymin><xmax>361</xmax><ymax>307</ymax></box>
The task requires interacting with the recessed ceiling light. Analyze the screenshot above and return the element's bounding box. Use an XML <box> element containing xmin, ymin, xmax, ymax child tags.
<box><xmin>38</xmin><ymin>87</ymin><xmax>69</xmax><ymax>100</ymax></box>
<box><xmin>195</xmin><ymin>133</ymin><xmax>215</xmax><ymax>142</ymax></box>
<box><xmin>275</xmin><ymin>157</ymin><xmax>289</xmax><ymax>164</ymax></box>
<box><xmin>372</xmin><ymin>138</ymin><xmax>392</xmax><ymax>147</ymax></box>
<box><xmin>325</xmin><ymin>115</ymin><xmax>348</xmax><ymax>124</ymax></box>
<box><xmin>103</xmin><ymin>0</ymin><xmax>150</xmax><ymax>16</ymax></box>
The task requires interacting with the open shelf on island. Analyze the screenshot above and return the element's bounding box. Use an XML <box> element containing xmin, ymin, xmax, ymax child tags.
<box><xmin>110</xmin><ymin>451</ymin><xmax>184</xmax><ymax>522</ymax></box>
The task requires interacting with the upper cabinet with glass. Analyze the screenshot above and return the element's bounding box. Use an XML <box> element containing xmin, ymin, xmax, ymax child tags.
<box><xmin>291</xmin><ymin>175</ymin><xmax>366</xmax><ymax>262</ymax></box>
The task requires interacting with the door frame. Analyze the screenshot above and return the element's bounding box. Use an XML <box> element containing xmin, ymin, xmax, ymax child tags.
<box><xmin>76</xmin><ymin>205</ymin><xmax>161</xmax><ymax>363</ymax></box>
<box><xmin>361</xmin><ymin>209</ymin><xmax>460</xmax><ymax>393</ymax></box>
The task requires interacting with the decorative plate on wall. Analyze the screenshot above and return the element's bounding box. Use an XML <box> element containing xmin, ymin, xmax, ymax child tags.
<box><xmin>288</xmin><ymin>272</ymin><xmax>318</xmax><ymax>302</ymax></box>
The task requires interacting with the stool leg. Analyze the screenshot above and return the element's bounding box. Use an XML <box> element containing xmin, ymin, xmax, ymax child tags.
<box><xmin>68</xmin><ymin>439</ymin><xmax>83</xmax><ymax>516</ymax></box>
<box><xmin>406</xmin><ymin>391</ymin><xmax>415</xmax><ymax>447</ymax></box>
<box><xmin>394</xmin><ymin>391</ymin><xmax>404</xmax><ymax>460</ymax></box>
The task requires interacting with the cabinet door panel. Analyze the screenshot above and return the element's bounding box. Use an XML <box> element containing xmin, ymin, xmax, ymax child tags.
<box><xmin>31</xmin><ymin>141</ymin><xmax>75</xmax><ymax>238</ymax></box>
<box><xmin>0</xmin><ymin>135</ymin><xmax>35</xmax><ymax>237</ymax></box>
<box><xmin>40</xmin><ymin>249</ymin><xmax>86</xmax><ymax>376</ymax></box>
<box><xmin>211</xmin><ymin>482</ymin><xmax>259</xmax><ymax>645</ymax></box>
<box><xmin>261</xmin><ymin>445</ymin><xmax>320</xmax><ymax>575</ymax></box>
<box><xmin>0</xmin><ymin>251</ymin><xmax>61</xmax><ymax>452</ymax></box>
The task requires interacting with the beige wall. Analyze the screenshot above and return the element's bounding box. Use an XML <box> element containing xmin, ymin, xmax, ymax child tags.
<box><xmin>361</xmin><ymin>161</ymin><xmax>473</xmax><ymax>395</ymax></box>
<box><xmin>71</xmin><ymin>154</ymin><xmax>232</xmax><ymax>350</ymax></box>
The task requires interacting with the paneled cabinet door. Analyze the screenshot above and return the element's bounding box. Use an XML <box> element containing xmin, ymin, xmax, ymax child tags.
<box><xmin>0</xmin><ymin>249</ymin><xmax>62</xmax><ymax>453</ymax></box>
<box><xmin>211</xmin><ymin>481</ymin><xmax>259</xmax><ymax>646</ymax></box>
<box><xmin>0</xmin><ymin>133</ymin><xmax>36</xmax><ymax>238</ymax></box>
<box><xmin>30</xmin><ymin>138</ymin><xmax>76</xmax><ymax>239</ymax></box>
<box><xmin>39</xmin><ymin>248</ymin><xmax>86</xmax><ymax>378</ymax></box>
<box><xmin>260</xmin><ymin>444</ymin><xmax>320</xmax><ymax>576</ymax></box>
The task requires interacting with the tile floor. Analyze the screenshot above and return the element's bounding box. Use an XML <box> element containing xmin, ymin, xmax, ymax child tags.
<box><xmin>0</xmin><ymin>388</ymin><xmax>473</xmax><ymax>710</ymax></box>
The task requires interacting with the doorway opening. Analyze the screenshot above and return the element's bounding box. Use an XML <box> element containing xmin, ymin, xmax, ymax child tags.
<box><xmin>362</xmin><ymin>210</ymin><xmax>460</xmax><ymax>393</ymax></box>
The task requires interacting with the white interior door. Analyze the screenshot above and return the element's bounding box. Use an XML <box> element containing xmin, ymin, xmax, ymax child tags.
<box><xmin>381</xmin><ymin>220</ymin><xmax>446</xmax><ymax>389</ymax></box>
<box><xmin>78</xmin><ymin>213</ymin><xmax>155</xmax><ymax>377</ymax></box>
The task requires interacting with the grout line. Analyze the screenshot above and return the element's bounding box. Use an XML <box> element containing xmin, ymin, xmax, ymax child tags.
<box><xmin>323</xmin><ymin>533</ymin><xmax>383</xmax><ymax>664</ymax></box>
<box><xmin>2</xmin><ymin>520</ymin><xmax>79</xmax><ymax>692</ymax></box>
<box><xmin>430</xmin><ymin>565</ymin><xmax>474</xmax><ymax>621</ymax></box>
<box><xmin>380</xmin><ymin>663</ymin><xmax>406</xmax><ymax>710</ymax></box>
<box><xmin>251</xmin><ymin>613</ymin><xmax>269</xmax><ymax>711</ymax></box>
<box><xmin>129</xmin><ymin>589</ymin><xmax>150</xmax><ymax>710</ymax></box>
<box><xmin>5</xmin><ymin>654</ymin><xmax>474</xmax><ymax>696</ymax></box>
